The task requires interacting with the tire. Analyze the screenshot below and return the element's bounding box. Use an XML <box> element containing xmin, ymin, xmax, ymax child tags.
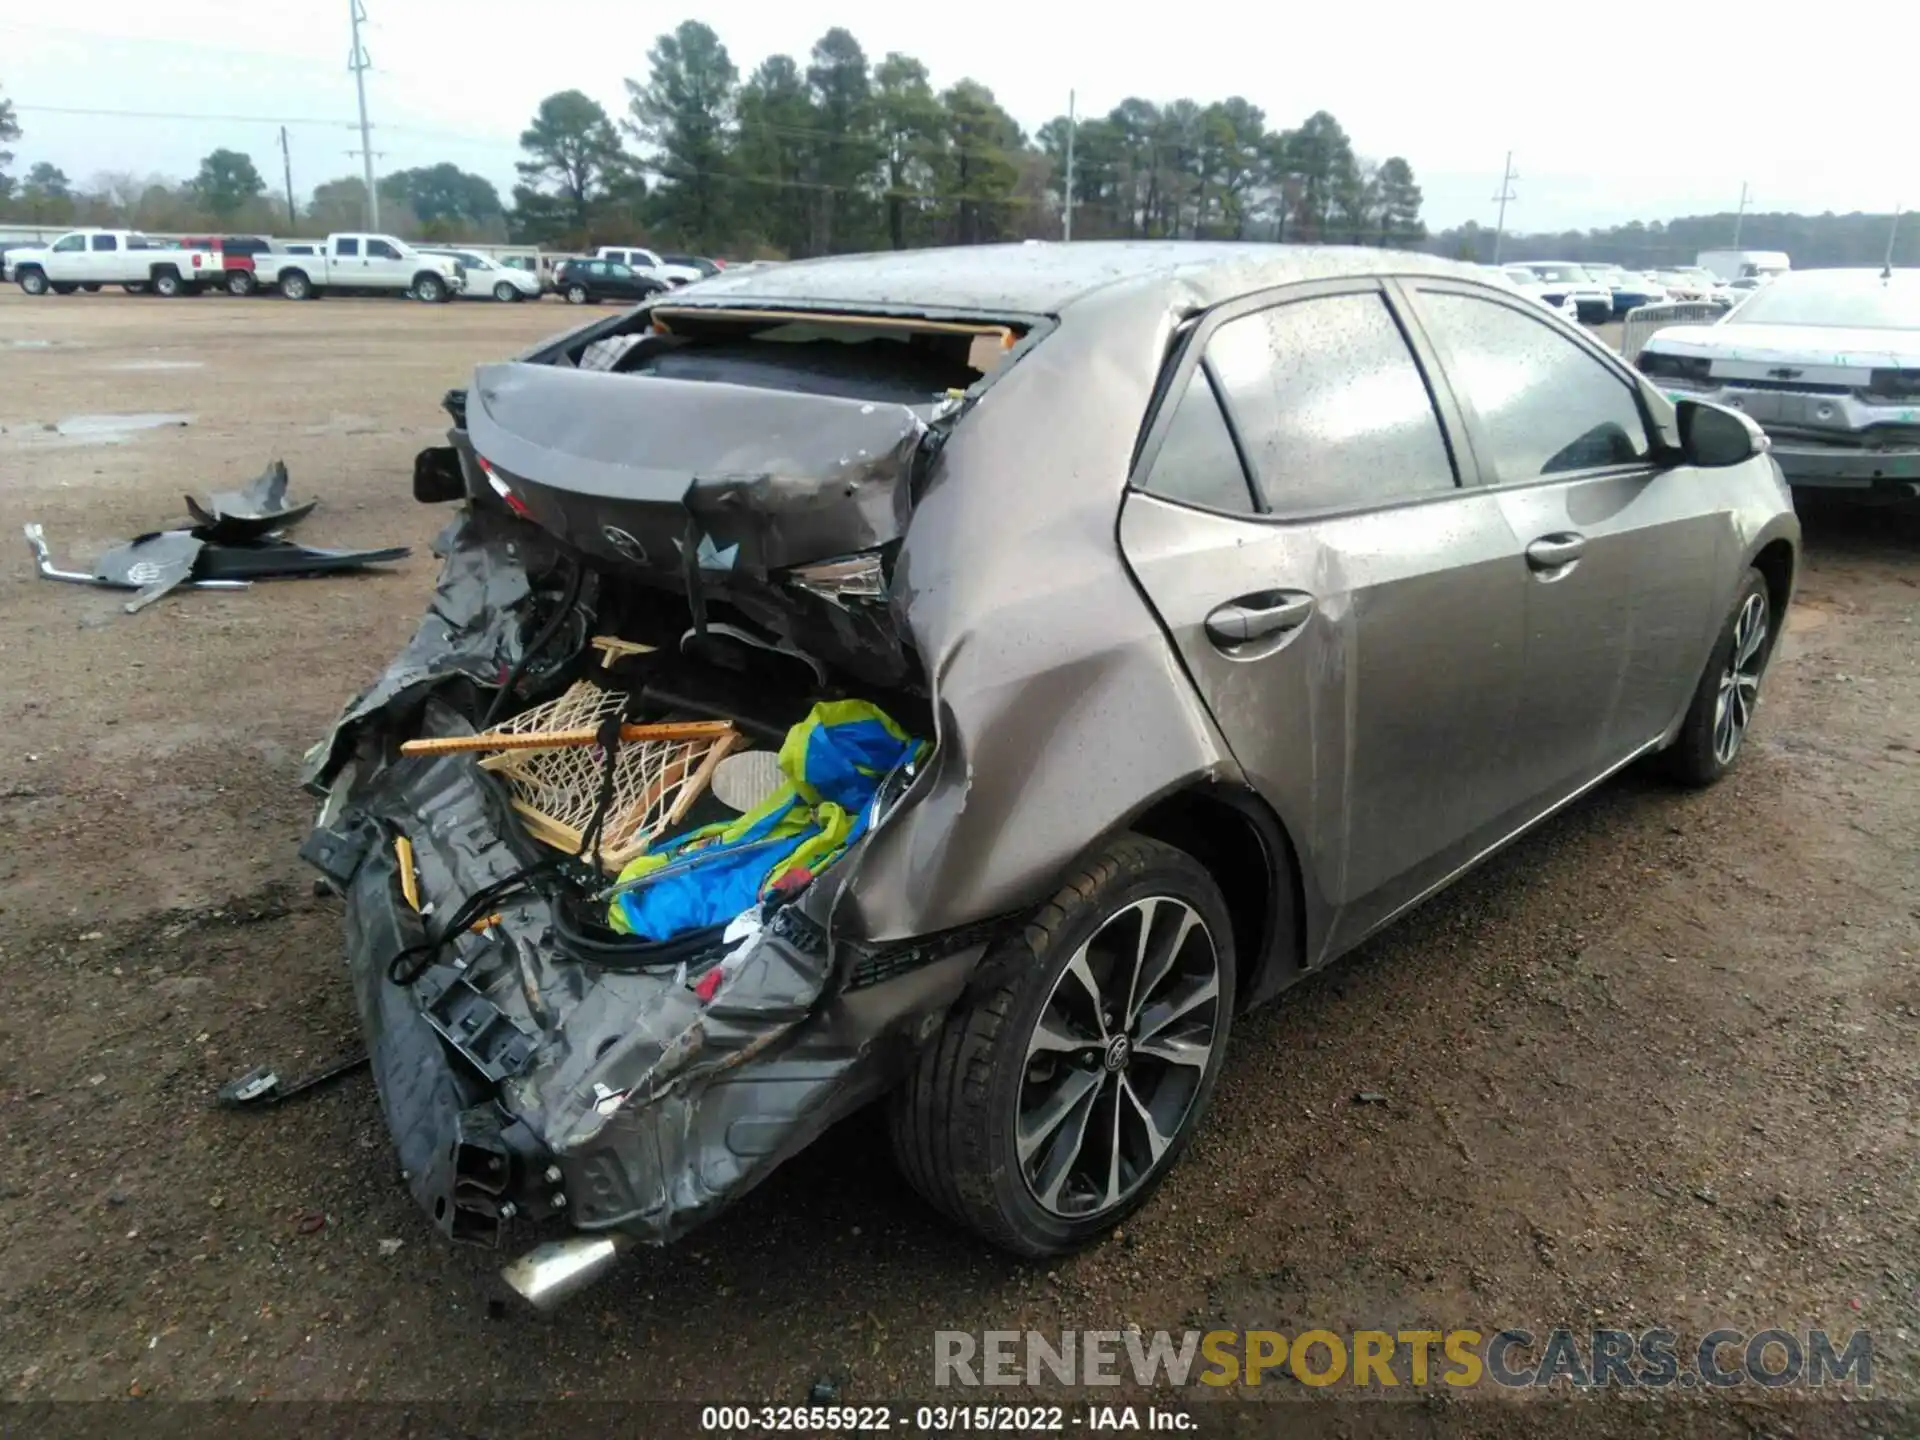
<box><xmin>889</xmin><ymin>833</ymin><xmax>1237</xmax><ymax>1258</ymax></box>
<box><xmin>493</xmin><ymin>281</ymin><xmax>520</xmax><ymax>303</ymax></box>
<box><xmin>565</xmin><ymin>284</ymin><xmax>589</xmax><ymax>305</ymax></box>
<box><xmin>122</xmin><ymin>284</ymin><xmax>149</xmax><ymax>295</ymax></box>
<box><xmin>227</xmin><ymin>271</ymin><xmax>257</xmax><ymax>297</ymax></box>
<box><xmin>151</xmin><ymin>268</ymin><xmax>184</xmax><ymax>298</ymax></box>
<box><xmin>278</xmin><ymin>270</ymin><xmax>312</xmax><ymax>301</ymax></box>
<box><xmin>80</xmin><ymin>283</ymin><xmax>102</xmax><ymax>293</ymax></box>
<box><xmin>1662</xmin><ymin>567</ymin><xmax>1776</xmax><ymax>787</ymax></box>
<box><xmin>18</xmin><ymin>268</ymin><xmax>49</xmax><ymax>296</ymax></box>
<box><xmin>51</xmin><ymin>282</ymin><xmax>79</xmax><ymax>295</ymax></box>
<box><xmin>413</xmin><ymin>273</ymin><xmax>447</xmax><ymax>304</ymax></box>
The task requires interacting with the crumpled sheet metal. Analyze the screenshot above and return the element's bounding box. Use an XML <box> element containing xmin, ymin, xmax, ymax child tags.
<box><xmin>829</xmin><ymin>279</ymin><xmax>1247</xmax><ymax>944</ymax></box>
<box><xmin>183</xmin><ymin>458</ymin><xmax>318</xmax><ymax>541</ymax></box>
<box><xmin>332</xmin><ymin>726</ymin><xmax>977</xmax><ymax>1239</ymax></box>
<box><xmin>302</xmin><ymin>509</ymin><xmax>575</xmax><ymax>789</ymax></box>
<box><xmin>465</xmin><ymin>362</ymin><xmax>928</xmax><ymax>578</ymax></box>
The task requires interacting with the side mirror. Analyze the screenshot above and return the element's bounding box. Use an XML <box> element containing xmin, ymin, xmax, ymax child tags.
<box><xmin>1676</xmin><ymin>398</ymin><xmax>1767</xmax><ymax>468</ymax></box>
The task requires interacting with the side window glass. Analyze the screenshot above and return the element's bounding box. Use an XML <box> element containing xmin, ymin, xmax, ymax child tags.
<box><xmin>1141</xmin><ymin>366</ymin><xmax>1257</xmax><ymax>515</ymax></box>
<box><xmin>367</xmin><ymin>240</ymin><xmax>398</xmax><ymax>259</ymax></box>
<box><xmin>1206</xmin><ymin>293</ymin><xmax>1457</xmax><ymax>514</ymax></box>
<box><xmin>52</xmin><ymin>234</ymin><xmax>85</xmax><ymax>253</ymax></box>
<box><xmin>609</xmin><ymin>263</ymin><xmax>632</xmax><ymax>280</ymax></box>
<box><xmin>1416</xmin><ymin>291</ymin><xmax>1650</xmax><ymax>479</ymax></box>
<box><xmin>336</xmin><ymin>238</ymin><xmax>360</xmax><ymax>257</ymax></box>
<box><xmin>91</xmin><ymin>234</ymin><xmax>119</xmax><ymax>252</ymax></box>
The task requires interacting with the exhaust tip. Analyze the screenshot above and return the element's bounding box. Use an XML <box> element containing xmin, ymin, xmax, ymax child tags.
<box><xmin>500</xmin><ymin>1233</ymin><xmax>632</xmax><ymax>1311</ymax></box>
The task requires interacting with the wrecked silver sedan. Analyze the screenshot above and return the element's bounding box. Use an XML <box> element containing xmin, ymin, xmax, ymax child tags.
<box><xmin>302</xmin><ymin>242</ymin><xmax>1800</xmax><ymax>1306</ymax></box>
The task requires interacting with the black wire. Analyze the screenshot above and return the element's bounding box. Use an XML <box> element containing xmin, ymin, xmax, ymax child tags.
<box><xmin>385</xmin><ymin>859</ymin><xmax>562</xmax><ymax>987</ymax></box>
<box><xmin>480</xmin><ymin>559</ymin><xmax>584</xmax><ymax>731</ymax></box>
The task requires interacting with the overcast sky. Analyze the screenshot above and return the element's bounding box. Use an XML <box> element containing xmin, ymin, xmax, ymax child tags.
<box><xmin>3</xmin><ymin>2</ymin><xmax>1908</xmax><ymax>236</ymax></box>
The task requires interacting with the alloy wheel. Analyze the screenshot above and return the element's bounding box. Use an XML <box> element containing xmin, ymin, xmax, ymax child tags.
<box><xmin>1017</xmin><ymin>896</ymin><xmax>1222</xmax><ymax>1219</ymax></box>
<box><xmin>1712</xmin><ymin>590</ymin><xmax>1769</xmax><ymax>765</ymax></box>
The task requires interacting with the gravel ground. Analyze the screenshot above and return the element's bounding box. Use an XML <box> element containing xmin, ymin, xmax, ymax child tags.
<box><xmin>0</xmin><ymin>292</ymin><xmax>1916</xmax><ymax>1428</ymax></box>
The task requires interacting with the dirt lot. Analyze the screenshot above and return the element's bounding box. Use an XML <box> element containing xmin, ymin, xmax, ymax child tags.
<box><xmin>1</xmin><ymin>291</ymin><xmax>1916</xmax><ymax>1424</ymax></box>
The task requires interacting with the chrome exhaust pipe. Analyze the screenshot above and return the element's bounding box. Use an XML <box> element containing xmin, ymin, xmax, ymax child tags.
<box><xmin>501</xmin><ymin>1232</ymin><xmax>633</xmax><ymax>1311</ymax></box>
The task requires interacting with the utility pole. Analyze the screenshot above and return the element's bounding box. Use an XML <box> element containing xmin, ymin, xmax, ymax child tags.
<box><xmin>1062</xmin><ymin>89</ymin><xmax>1076</xmax><ymax>242</ymax></box>
<box><xmin>1732</xmin><ymin>182</ymin><xmax>1749</xmax><ymax>245</ymax></box>
<box><xmin>348</xmin><ymin>0</ymin><xmax>379</xmax><ymax>230</ymax></box>
<box><xmin>1886</xmin><ymin>204</ymin><xmax>1903</xmax><ymax>274</ymax></box>
<box><xmin>1490</xmin><ymin>151</ymin><xmax>1518</xmax><ymax>263</ymax></box>
<box><xmin>278</xmin><ymin>126</ymin><xmax>297</xmax><ymax>230</ymax></box>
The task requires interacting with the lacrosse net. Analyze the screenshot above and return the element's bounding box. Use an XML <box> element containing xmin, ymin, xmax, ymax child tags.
<box><xmin>475</xmin><ymin>680</ymin><xmax>742</xmax><ymax>870</ymax></box>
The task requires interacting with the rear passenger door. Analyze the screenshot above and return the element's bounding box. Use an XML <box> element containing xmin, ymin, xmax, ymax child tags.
<box><xmin>1399</xmin><ymin>281</ymin><xmax>1723</xmax><ymax>804</ymax></box>
<box><xmin>332</xmin><ymin>235</ymin><xmax>363</xmax><ymax>282</ymax></box>
<box><xmin>84</xmin><ymin>232</ymin><xmax>122</xmax><ymax>284</ymax></box>
<box><xmin>1118</xmin><ymin>281</ymin><xmax>1531</xmax><ymax>961</ymax></box>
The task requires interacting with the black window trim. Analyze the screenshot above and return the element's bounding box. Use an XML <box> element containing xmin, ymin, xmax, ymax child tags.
<box><xmin>1127</xmin><ymin>276</ymin><xmax>1477</xmax><ymax>525</ymax></box>
<box><xmin>1392</xmin><ymin>277</ymin><xmax>1664</xmax><ymax>492</ymax></box>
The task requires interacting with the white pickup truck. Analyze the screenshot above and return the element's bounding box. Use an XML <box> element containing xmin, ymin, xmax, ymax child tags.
<box><xmin>256</xmin><ymin>233</ymin><xmax>465</xmax><ymax>302</ymax></box>
<box><xmin>9</xmin><ymin>229</ymin><xmax>223</xmax><ymax>297</ymax></box>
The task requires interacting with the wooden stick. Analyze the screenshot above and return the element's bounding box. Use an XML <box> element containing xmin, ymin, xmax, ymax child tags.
<box><xmin>399</xmin><ymin>720</ymin><xmax>735</xmax><ymax>756</ymax></box>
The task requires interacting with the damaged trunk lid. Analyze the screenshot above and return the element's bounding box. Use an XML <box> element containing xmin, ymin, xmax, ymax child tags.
<box><xmin>465</xmin><ymin>363</ymin><xmax>930</xmax><ymax>584</ymax></box>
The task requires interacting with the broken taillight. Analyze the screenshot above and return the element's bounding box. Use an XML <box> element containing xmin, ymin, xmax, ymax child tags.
<box><xmin>787</xmin><ymin>553</ymin><xmax>886</xmax><ymax>603</ymax></box>
<box><xmin>476</xmin><ymin>456</ymin><xmax>533</xmax><ymax>518</ymax></box>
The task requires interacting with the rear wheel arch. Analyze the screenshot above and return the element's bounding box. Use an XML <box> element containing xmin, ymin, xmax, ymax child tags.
<box><xmin>1751</xmin><ymin>538</ymin><xmax>1795</xmax><ymax>629</ymax></box>
<box><xmin>1125</xmin><ymin>783</ymin><xmax>1305</xmax><ymax>1010</ymax></box>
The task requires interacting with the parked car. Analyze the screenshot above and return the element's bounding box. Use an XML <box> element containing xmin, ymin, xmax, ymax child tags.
<box><xmin>181</xmin><ymin>234</ymin><xmax>273</xmax><ymax>296</ymax></box>
<box><xmin>552</xmin><ymin>257</ymin><xmax>671</xmax><ymax>305</ymax></box>
<box><xmin>303</xmin><ymin>242</ymin><xmax>1799</xmax><ymax>1306</ymax></box>
<box><xmin>1581</xmin><ymin>263</ymin><xmax>1670</xmax><ymax>318</ymax></box>
<box><xmin>595</xmin><ymin>245</ymin><xmax>704</xmax><ymax>287</ymax></box>
<box><xmin>1650</xmin><ymin>267</ymin><xmax>1734</xmax><ymax>308</ymax></box>
<box><xmin>658</xmin><ymin>252</ymin><xmax>721</xmax><ymax>279</ymax></box>
<box><xmin>1507</xmin><ymin>262</ymin><xmax>1614</xmax><ymax>323</ymax></box>
<box><xmin>1636</xmin><ymin>266</ymin><xmax>1920</xmax><ymax>496</ymax></box>
<box><xmin>420</xmin><ymin>248</ymin><xmax>543</xmax><ymax>302</ymax></box>
<box><xmin>1697</xmin><ymin>250</ymin><xmax>1791</xmax><ymax>284</ymax></box>
<box><xmin>9</xmin><ymin>229</ymin><xmax>222</xmax><ymax>297</ymax></box>
<box><xmin>255</xmin><ymin>234</ymin><xmax>464</xmax><ymax>302</ymax></box>
<box><xmin>1485</xmin><ymin>264</ymin><xmax>1581</xmax><ymax>322</ymax></box>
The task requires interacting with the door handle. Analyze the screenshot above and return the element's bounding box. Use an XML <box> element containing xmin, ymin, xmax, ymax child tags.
<box><xmin>1205</xmin><ymin>591</ymin><xmax>1315</xmax><ymax>647</ymax></box>
<box><xmin>1525</xmin><ymin>533</ymin><xmax>1587</xmax><ymax>571</ymax></box>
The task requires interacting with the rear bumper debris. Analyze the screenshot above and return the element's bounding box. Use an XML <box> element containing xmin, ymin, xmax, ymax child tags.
<box><xmin>311</xmin><ymin>746</ymin><xmax>978</xmax><ymax>1253</ymax></box>
<box><xmin>301</xmin><ymin>508</ymin><xmax>982</xmax><ymax>1285</ymax></box>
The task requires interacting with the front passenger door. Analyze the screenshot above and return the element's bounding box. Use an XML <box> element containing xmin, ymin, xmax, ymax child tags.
<box><xmin>364</xmin><ymin>238</ymin><xmax>406</xmax><ymax>288</ymax></box>
<box><xmin>1119</xmin><ymin>283</ymin><xmax>1530</xmax><ymax>961</ymax></box>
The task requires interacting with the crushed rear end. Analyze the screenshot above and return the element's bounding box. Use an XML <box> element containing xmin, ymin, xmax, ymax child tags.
<box><xmin>301</xmin><ymin>301</ymin><xmax>1039</xmax><ymax>1299</ymax></box>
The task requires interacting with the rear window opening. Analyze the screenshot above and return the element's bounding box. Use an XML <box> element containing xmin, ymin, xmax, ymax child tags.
<box><xmin>566</xmin><ymin>307</ymin><xmax>1032</xmax><ymax>404</ymax></box>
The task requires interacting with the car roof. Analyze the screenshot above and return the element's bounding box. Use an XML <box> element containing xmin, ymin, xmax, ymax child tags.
<box><xmin>675</xmin><ymin>240</ymin><xmax>1481</xmax><ymax>315</ymax></box>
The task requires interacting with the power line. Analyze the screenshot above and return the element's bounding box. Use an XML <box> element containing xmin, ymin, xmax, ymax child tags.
<box><xmin>14</xmin><ymin>102</ymin><xmax>354</xmax><ymax>128</ymax></box>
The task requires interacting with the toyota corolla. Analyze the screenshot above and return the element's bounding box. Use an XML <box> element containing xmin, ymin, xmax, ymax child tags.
<box><xmin>301</xmin><ymin>243</ymin><xmax>1800</xmax><ymax>1306</ymax></box>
